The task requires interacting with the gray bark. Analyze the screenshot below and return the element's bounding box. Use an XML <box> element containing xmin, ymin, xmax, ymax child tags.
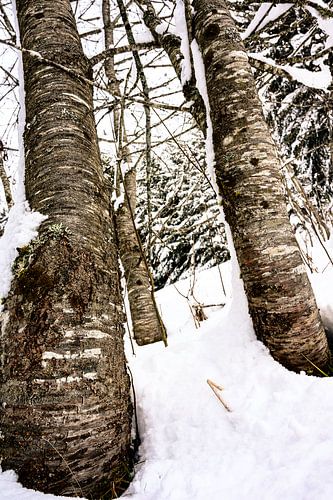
<box><xmin>0</xmin><ymin>1</ymin><xmax>132</xmax><ymax>497</ymax></box>
<box><xmin>192</xmin><ymin>0</ymin><xmax>330</xmax><ymax>372</ymax></box>
<box><xmin>328</xmin><ymin>53</ymin><xmax>333</xmax><ymax>183</ymax></box>
<box><xmin>102</xmin><ymin>0</ymin><xmax>166</xmax><ymax>346</ymax></box>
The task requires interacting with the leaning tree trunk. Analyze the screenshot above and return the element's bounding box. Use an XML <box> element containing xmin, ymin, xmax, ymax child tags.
<box><xmin>328</xmin><ymin>52</ymin><xmax>333</xmax><ymax>183</ymax></box>
<box><xmin>102</xmin><ymin>0</ymin><xmax>166</xmax><ymax>346</ymax></box>
<box><xmin>192</xmin><ymin>0</ymin><xmax>330</xmax><ymax>372</ymax></box>
<box><xmin>0</xmin><ymin>1</ymin><xmax>132</xmax><ymax>497</ymax></box>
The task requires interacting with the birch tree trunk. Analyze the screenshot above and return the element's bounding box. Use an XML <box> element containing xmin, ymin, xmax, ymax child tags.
<box><xmin>0</xmin><ymin>1</ymin><xmax>132</xmax><ymax>496</ymax></box>
<box><xmin>102</xmin><ymin>0</ymin><xmax>166</xmax><ymax>346</ymax></box>
<box><xmin>192</xmin><ymin>0</ymin><xmax>330</xmax><ymax>372</ymax></box>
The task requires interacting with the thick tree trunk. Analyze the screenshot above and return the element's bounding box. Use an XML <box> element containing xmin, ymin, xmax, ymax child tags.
<box><xmin>102</xmin><ymin>0</ymin><xmax>166</xmax><ymax>346</ymax></box>
<box><xmin>192</xmin><ymin>0</ymin><xmax>330</xmax><ymax>372</ymax></box>
<box><xmin>0</xmin><ymin>1</ymin><xmax>132</xmax><ymax>497</ymax></box>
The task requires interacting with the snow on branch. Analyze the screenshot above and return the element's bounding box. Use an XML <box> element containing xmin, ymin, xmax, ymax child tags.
<box><xmin>305</xmin><ymin>5</ymin><xmax>333</xmax><ymax>50</ymax></box>
<box><xmin>90</xmin><ymin>41</ymin><xmax>159</xmax><ymax>66</ymax></box>
<box><xmin>242</xmin><ymin>1</ymin><xmax>333</xmax><ymax>44</ymax></box>
<box><xmin>241</xmin><ymin>3</ymin><xmax>294</xmax><ymax>40</ymax></box>
<box><xmin>174</xmin><ymin>0</ymin><xmax>192</xmax><ymax>84</ymax></box>
<box><xmin>249</xmin><ymin>52</ymin><xmax>332</xmax><ymax>91</ymax></box>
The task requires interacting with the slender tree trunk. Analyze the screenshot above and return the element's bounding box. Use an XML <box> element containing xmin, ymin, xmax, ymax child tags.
<box><xmin>192</xmin><ymin>0</ymin><xmax>330</xmax><ymax>372</ymax></box>
<box><xmin>102</xmin><ymin>0</ymin><xmax>166</xmax><ymax>346</ymax></box>
<box><xmin>116</xmin><ymin>178</ymin><xmax>168</xmax><ymax>346</ymax></box>
<box><xmin>0</xmin><ymin>145</ymin><xmax>12</xmax><ymax>210</ymax></box>
<box><xmin>0</xmin><ymin>1</ymin><xmax>132</xmax><ymax>497</ymax></box>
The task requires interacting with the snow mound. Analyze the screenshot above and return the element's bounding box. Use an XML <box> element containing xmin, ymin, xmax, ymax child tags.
<box><xmin>124</xmin><ymin>262</ymin><xmax>333</xmax><ymax>500</ymax></box>
<box><xmin>1</xmin><ymin>249</ymin><xmax>333</xmax><ymax>500</ymax></box>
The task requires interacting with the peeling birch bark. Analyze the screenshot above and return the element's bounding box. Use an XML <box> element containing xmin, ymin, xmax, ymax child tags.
<box><xmin>0</xmin><ymin>1</ymin><xmax>132</xmax><ymax>497</ymax></box>
<box><xmin>192</xmin><ymin>0</ymin><xmax>330</xmax><ymax>372</ymax></box>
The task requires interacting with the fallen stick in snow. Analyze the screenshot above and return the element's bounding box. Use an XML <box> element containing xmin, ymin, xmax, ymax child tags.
<box><xmin>207</xmin><ymin>379</ymin><xmax>231</xmax><ymax>412</ymax></box>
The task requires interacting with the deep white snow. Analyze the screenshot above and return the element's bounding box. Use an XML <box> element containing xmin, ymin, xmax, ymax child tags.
<box><xmin>123</xmin><ymin>240</ymin><xmax>333</xmax><ymax>500</ymax></box>
<box><xmin>1</xmin><ymin>234</ymin><xmax>333</xmax><ymax>499</ymax></box>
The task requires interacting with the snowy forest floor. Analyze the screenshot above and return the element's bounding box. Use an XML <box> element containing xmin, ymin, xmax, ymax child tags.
<box><xmin>1</xmin><ymin>237</ymin><xmax>333</xmax><ymax>500</ymax></box>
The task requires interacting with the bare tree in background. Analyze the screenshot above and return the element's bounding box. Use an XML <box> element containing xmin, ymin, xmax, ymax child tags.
<box><xmin>101</xmin><ymin>0</ymin><xmax>166</xmax><ymax>346</ymax></box>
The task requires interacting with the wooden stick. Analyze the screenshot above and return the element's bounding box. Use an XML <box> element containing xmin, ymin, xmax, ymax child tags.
<box><xmin>207</xmin><ymin>379</ymin><xmax>223</xmax><ymax>391</ymax></box>
<box><xmin>207</xmin><ymin>379</ymin><xmax>231</xmax><ymax>412</ymax></box>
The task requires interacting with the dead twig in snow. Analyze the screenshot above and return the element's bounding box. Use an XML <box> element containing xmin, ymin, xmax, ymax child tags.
<box><xmin>207</xmin><ymin>379</ymin><xmax>231</xmax><ymax>412</ymax></box>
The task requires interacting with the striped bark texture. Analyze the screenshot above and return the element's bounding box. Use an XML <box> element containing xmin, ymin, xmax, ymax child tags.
<box><xmin>328</xmin><ymin>53</ymin><xmax>333</xmax><ymax>182</ymax></box>
<box><xmin>192</xmin><ymin>0</ymin><xmax>330</xmax><ymax>372</ymax></box>
<box><xmin>0</xmin><ymin>1</ymin><xmax>132</xmax><ymax>497</ymax></box>
<box><xmin>103</xmin><ymin>0</ymin><xmax>165</xmax><ymax>346</ymax></box>
<box><xmin>116</xmin><ymin>183</ymin><xmax>167</xmax><ymax>345</ymax></box>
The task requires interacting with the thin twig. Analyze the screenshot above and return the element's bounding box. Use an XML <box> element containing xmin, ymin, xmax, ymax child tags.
<box><xmin>207</xmin><ymin>379</ymin><xmax>231</xmax><ymax>412</ymax></box>
<box><xmin>0</xmin><ymin>39</ymin><xmax>187</xmax><ymax>113</ymax></box>
<box><xmin>90</xmin><ymin>41</ymin><xmax>158</xmax><ymax>66</ymax></box>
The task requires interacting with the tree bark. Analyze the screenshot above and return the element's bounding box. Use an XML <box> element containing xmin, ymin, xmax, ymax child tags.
<box><xmin>0</xmin><ymin>1</ymin><xmax>132</xmax><ymax>497</ymax></box>
<box><xmin>328</xmin><ymin>52</ymin><xmax>333</xmax><ymax>183</ymax></box>
<box><xmin>192</xmin><ymin>0</ymin><xmax>330</xmax><ymax>372</ymax></box>
<box><xmin>102</xmin><ymin>0</ymin><xmax>166</xmax><ymax>346</ymax></box>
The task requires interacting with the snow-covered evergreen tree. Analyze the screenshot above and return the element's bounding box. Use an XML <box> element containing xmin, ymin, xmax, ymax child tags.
<box><xmin>136</xmin><ymin>133</ymin><xmax>229</xmax><ymax>289</ymax></box>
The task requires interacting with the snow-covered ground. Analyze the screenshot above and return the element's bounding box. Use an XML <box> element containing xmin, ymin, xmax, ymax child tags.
<box><xmin>1</xmin><ymin>235</ymin><xmax>333</xmax><ymax>500</ymax></box>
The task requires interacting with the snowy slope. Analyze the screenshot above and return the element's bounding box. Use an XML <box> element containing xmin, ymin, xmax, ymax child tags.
<box><xmin>1</xmin><ymin>240</ymin><xmax>333</xmax><ymax>499</ymax></box>
<box><xmin>124</xmin><ymin>258</ymin><xmax>333</xmax><ymax>500</ymax></box>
